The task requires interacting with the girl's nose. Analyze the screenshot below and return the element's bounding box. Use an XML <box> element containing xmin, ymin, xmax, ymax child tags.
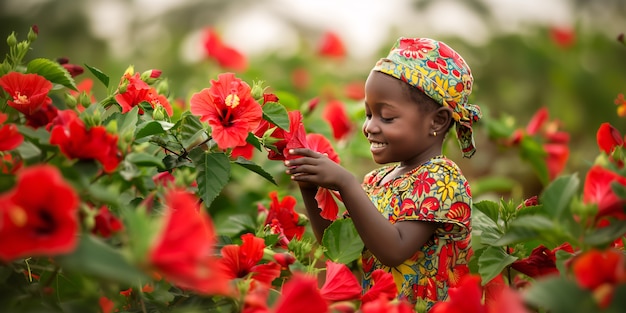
<box><xmin>363</xmin><ymin>119</ymin><xmax>378</xmax><ymax>135</ymax></box>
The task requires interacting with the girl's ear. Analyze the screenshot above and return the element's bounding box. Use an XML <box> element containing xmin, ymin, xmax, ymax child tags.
<box><xmin>432</xmin><ymin>106</ymin><xmax>453</xmax><ymax>134</ymax></box>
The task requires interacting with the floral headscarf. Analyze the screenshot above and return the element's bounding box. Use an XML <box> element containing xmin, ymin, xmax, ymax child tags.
<box><xmin>372</xmin><ymin>37</ymin><xmax>481</xmax><ymax>158</ymax></box>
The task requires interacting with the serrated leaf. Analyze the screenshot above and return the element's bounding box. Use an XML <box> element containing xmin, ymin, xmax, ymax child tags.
<box><xmin>136</xmin><ymin>120</ymin><xmax>174</xmax><ymax>139</ymax></box>
<box><xmin>26</xmin><ymin>58</ymin><xmax>77</xmax><ymax>91</ymax></box>
<box><xmin>477</xmin><ymin>246</ymin><xmax>517</xmax><ymax>284</ymax></box>
<box><xmin>189</xmin><ymin>149</ymin><xmax>230</xmax><ymax>207</ymax></box>
<box><xmin>246</xmin><ymin>132</ymin><xmax>263</xmax><ymax>151</ymax></box>
<box><xmin>494</xmin><ymin>215</ymin><xmax>555</xmax><ymax>246</ymax></box>
<box><xmin>56</xmin><ymin>235</ymin><xmax>146</xmax><ymax>285</ymax></box>
<box><xmin>233</xmin><ymin>157</ymin><xmax>277</xmax><ymax>185</ymax></box>
<box><xmin>84</xmin><ymin>63</ymin><xmax>110</xmax><ymax>88</ymax></box>
<box><xmin>540</xmin><ymin>174</ymin><xmax>579</xmax><ymax>220</ymax></box>
<box><xmin>262</xmin><ymin>102</ymin><xmax>290</xmax><ymax>130</ymax></box>
<box><xmin>322</xmin><ymin>219</ymin><xmax>364</xmax><ymax>264</ymax></box>
<box><xmin>473</xmin><ymin>200</ymin><xmax>500</xmax><ymax>224</ymax></box>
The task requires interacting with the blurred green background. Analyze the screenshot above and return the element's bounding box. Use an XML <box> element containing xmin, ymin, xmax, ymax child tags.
<box><xmin>2</xmin><ymin>0</ymin><xmax>625</xmax><ymax>218</ymax></box>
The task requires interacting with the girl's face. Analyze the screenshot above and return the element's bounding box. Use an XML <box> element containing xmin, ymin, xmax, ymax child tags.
<box><xmin>362</xmin><ymin>71</ymin><xmax>441</xmax><ymax>168</ymax></box>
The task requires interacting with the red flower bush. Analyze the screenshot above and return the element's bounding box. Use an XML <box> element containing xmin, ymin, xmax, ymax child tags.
<box><xmin>0</xmin><ymin>112</ymin><xmax>23</xmax><ymax>151</ymax></box>
<box><xmin>0</xmin><ymin>71</ymin><xmax>57</xmax><ymax>127</ymax></box>
<box><xmin>322</xmin><ymin>99</ymin><xmax>353</xmax><ymax>142</ymax></box>
<box><xmin>115</xmin><ymin>71</ymin><xmax>173</xmax><ymax>116</ymax></box>
<box><xmin>583</xmin><ymin>165</ymin><xmax>626</xmax><ymax>221</ymax></box>
<box><xmin>219</xmin><ymin>233</ymin><xmax>281</xmax><ymax>286</ymax></box>
<box><xmin>318</xmin><ymin>31</ymin><xmax>346</xmax><ymax>59</ymax></box>
<box><xmin>262</xmin><ymin>191</ymin><xmax>305</xmax><ymax>245</ymax></box>
<box><xmin>0</xmin><ymin>165</ymin><xmax>79</xmax><ymax>261</ymax></box>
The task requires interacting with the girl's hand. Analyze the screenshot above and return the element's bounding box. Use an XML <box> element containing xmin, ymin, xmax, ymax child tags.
<box><xmin>284</xmin><ymin>148</ymin><xmax>354</xmax><ymax>191</ymax></box>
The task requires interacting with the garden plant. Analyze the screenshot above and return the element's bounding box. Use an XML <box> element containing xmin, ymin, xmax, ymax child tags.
<box><xmin>0</xmin><ymin>25</ymin><xmax>625</xmax><ymax>313</ymax></box>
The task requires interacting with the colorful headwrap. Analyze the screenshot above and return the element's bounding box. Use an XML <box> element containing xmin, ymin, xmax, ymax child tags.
<box><xmin>372</xmin><ymin>37</ymin><xmax>482</xmax><ymax>158</ymax></box>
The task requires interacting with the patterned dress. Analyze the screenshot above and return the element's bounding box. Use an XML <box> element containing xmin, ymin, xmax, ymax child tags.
<box><xmin>360</xmin><ymin>156</ymin><xmax>473</xmax><ymax>311</ymax></box>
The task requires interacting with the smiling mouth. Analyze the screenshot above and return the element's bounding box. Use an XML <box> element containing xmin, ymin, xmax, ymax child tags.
<box><xmin>369</xmin><ymin>142</ymin><xmax>388</xmax><ymax>149</ymax></box>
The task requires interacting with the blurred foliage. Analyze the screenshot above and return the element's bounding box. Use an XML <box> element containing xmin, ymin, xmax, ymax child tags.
<box><xmin>1</xmin><ymin>0</ymin><xmax>625</xmax><ymax>207</ymax></box>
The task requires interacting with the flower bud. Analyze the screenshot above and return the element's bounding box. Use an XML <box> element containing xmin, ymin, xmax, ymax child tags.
<box><xmin>250</xmin><ymin>80</ymin><xmax>265</xmax><ymax>102</ymax></box>
<box><xmin>140</xmin><ymin>69</ymin><xmax>162</xmax><ymax>84</ymax></box>
<box><xmin>6</xmin><ymin>32</ymin><xmax>17</xmax><ymax>47</ymax></box>
<box><xmin>78</xmin><ymin>92</ymin><xmax>92</xmax><ymax>108</ymax></box>
<box><xmin>296</xmin><ymin>213</ymin><xmax>309</xmax><ymax>226</ymax></box>
<box><xmin>83</xmin><ymin>108</ymin><xmax>102</xmax><ymax>127</ymax></box>
<box><xmin>256</xmin><ymin>203</ymin><xmax>268</xmax><ymax>225</ymax></box>
<box><xmin>105</xmin><ymin>119</ymin><xmax>118</xmax><ymax>135</ymax></box>
<box><xmin>152</xmin><ymin>105</ymin><xmax>166</xmax><ymax>121</ymax></box>
<box><xmin>63</xmin><ymin>93</ymin><xmax>77</xmax><ymax>109</ymax></box>
<box><xmin>27</xmin><ymin>26</ymin><xmax>38</xmax><ymax>42</ymax></box>
<box><xmin>16</xmin><ymin>42</ymin><xmax>28</xmax><ymax>56</ymax></box>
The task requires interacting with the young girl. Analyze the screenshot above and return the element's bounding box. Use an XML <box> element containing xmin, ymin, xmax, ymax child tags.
<box><xmin>284</xmin><ymin>37</ymin><xmax>481</xmax><ymax>311</ymax></box>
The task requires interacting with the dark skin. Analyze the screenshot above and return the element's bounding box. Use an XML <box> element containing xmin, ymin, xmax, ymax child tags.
<box><xmin>285</xmin><ymin>71</ymin><xmax>454</xmax><ymax>267</ymax></box>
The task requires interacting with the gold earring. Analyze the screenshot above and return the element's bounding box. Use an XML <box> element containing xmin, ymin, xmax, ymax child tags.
<box><xmin>433</xmin><ymin>131</ymin><xmax>437</xmax><ymax>137</ymax></box>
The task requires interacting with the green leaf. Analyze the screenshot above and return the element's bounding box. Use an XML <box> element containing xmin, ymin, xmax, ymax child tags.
<box><xmin>473</xmin><ymin>200</ymin><xmax>500</xmax><ymax>224</ymax></box>
<box><xmin>126</xmin><ymin>152</ymin><xmax>165</xmax><ymax>169</ymax></box>
<box><xmin>26</xmin><ymin>58</ymin><xmax>77</xmax><ymax>91</ymax></box>
<box><xmin>215</xmin><ymin>214</ymin><xmax>256</xmax><ymax>237</ymax></box>
<box><xmin>189</xmin><ymin>149</ymin><xmax>230</xmax><ymax>207</ymax></box>
<box><xmin>262</xmin><ymin>102</ymin><xmax>290</xmax><ymax>130</ymax></box>
<box><xmin>177</xmin><ymin>111</ymin><xmax>206</xmax><ymax>149</ymax></box>
<box><xmin>273</xmin><ymin>91</ymin><xmax>300</xmax><ymax>111</ymax></box>
<box><xmin>494</xmin><ymin>215</ymin><xmax>556</xmax><ymax>246</ymax></box>
<box><xmin>477</xmin><ymin>246</ymin><xmax>517</xmax><ymax>284</ymax></box>
<box><xmin>540</xmin><ymin>174</ymin><xmax>579</xmax><ymax>220</ymax></box>
<box><xmin>233</xmin><ymin>157</ymin><xmax>277</xmax><ymax>185</ymax></box>
<box><xmin>612</xmin><ymin>181</ymin><xmax>626</xmax><ymax>200</ymax></box>
<box><xmin>322</xmin><ymin>219</ymin><xmax>364</xmax><ymax>264</ymax></box>
<box><xmin>56</xmin><ymin>235</ymin><xmax>146</xmax><ymax>285</ymax></box>
<box><xmin>607</xmin><ymin>284</ymin><xmax>626</xmax><ymax>313</ymax></box>
<box><xmin>583</xmin><ymin>220</ymin><xmax>626</xmax><ymax>247</ymax></box>
<box><xmin>136</xmin><ymin>120</ymin><xmax>174</xmax><ymax>139</ymax></box>
<box><xmin>15</xmin><ymin>140</ymin><xmax>41</xmax><ymax>162</ymax></box>
<box><xmin>84</xmin><ymin>63</ymin><xmax>110</xmax><ymax>88</ymax></box>
<box><xmin>524</xmin><ymin>276</ymin><xmax>598</xmax><ymax>313</ymax></box>
<box><xmin>246</xmin><ymin>132</ymin><xmax>263</xmax><ymax>151</ymax></box>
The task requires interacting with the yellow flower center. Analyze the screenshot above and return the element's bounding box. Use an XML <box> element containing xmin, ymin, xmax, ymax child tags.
<box><xmin>8</xmin><ymin>205</ymin><xmax>27</xmax><ymax>227</ymax></box>
<box><xmin>225</xmin><ymin>93</ymin><xmax>240</xmax><ymax>109</ymax></box>
<box><xmin>14</xmin><ymin>92</ymin><xmax>29</xmax><ymax>105</ymax></box>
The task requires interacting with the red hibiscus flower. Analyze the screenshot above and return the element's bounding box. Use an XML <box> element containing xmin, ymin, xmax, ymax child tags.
<box><xmin>202</xmin><ymin>28</ymin><xmax>247</xmax><ymax>71</ymax></box>
<box><xmin>430</xmin><ymin>274</ymin><xmax>484</xmax><ymax>313</ymax></box>
<box><xmin>344</xmin><ymin>81</ymin><xmax>365</xmax><ymax>101</ymax></box>
<box><xmin>318</xmin><ymin>31</ymin><xmax>346</xmax><ymax>59</ymax></box>
<box><xmin>361</xmin><ymin>269</ymin><xmax>398</xmax><ymax>304</ymax></box>
<box><xmin>0</xmin><ymin>112</ymin><xmax>23</xmax><ymax>151</ymax></box>
<box><xmin>306</xmin><ymin>133</ymin><xmax>343</xmax><ymax>220</ymax></box>
<box><xmin>322</xmin><ymin>100</ymin><xmax>353</xmax><ymax>142</ymax></box>
<box><xmin>320</xmin><ymin>260</ymin><xmax>362</xmax><ymax>302</ymax></box>
<box><xmin>0</xmin><ymin>72</ymin><xmax>52</xmax><ymax>115</ymax></box>
<box><xmin>0</xmin><ymin>165</ymin><xmax>79</xmax><ymax>261</ymax></box>
<box><xmin>274</xmin><ymin>273</ymin><xmax>329</xmax><ymax>313</ymax></box>
<box><xmin>49</xmin><ymin>110</ymin><xmax>122</xmax><ymax>173</ymax></box>
<box><xmin>255</xmin><ymin>110</ymin><xmax>308</xmax><ymax>161</ymax></box>
<box><xmin>149</xmin><ymin>189</ymin><xmax>232</xmax><ymax>296</ymax></box>
<box><xmin>0</xmin><ymin>154</ymin><xmax>22</xmax><ymax>174</ymax></box>
<box><xmin>263</xmin><ymin>191</ymin><xmax>305</xmax><ymax>242</ymax></box>
<box><xmin>0</xmin><ymin>71</ymin><xmax>57</xmax><ymax>128</ymax></box>
<box><xmin>115</xmin><ymin>72</ymin><xmax>173</xmax><ymax>117</ymax></box>
<box><xmin>190</xmin><ymin>73</ymin><xmax>263</xmax><ymax>150</ymax></box>
<box><xmin>572</xmin><ymin>249</ymin><xmax>626</xmax><ymax>308</ymax></box>
<box><xmin>92</xmin><ymin>206</ymin><xmax>124</xmax><ymax>238</ymax></box>
<box><xmin>219</xmin><ymin>233</ymin><xmax>281</xmax><ymax>286</ymax></box>
<box><xmin>550</xmin><ymin>26</ymin><xmax>576</xmax><ymax>49</ymax></box>
<box><xmin>511</xmin><ymin>243</ymin><xmax>574</xmax><ymax>278</ymax></box>
<box><xmin>583</xmin><ymin>165</ymin><xmax>626</xmax><ymax>221</ymax></box>
<box><xmin>597</xmin><ymin>123</ymin><xmax>623</xmax><ymax>155</ymax></box>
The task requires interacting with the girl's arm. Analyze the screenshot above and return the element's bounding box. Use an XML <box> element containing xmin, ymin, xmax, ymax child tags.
<box><xmin>286</xmin><ymin>148</ymin><xmax>436</xmax><ymax>267</ymax></box>
<box><xmin>297</xmin><ymin>184</ymin><xmax>332</xmax><ymax>243</ymax></box>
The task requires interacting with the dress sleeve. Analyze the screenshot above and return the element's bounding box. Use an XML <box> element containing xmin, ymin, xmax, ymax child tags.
<box><xmin>395</xmin><ymin>160</ymin><xmax>472</xmax><ymax>239</ymax></box>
